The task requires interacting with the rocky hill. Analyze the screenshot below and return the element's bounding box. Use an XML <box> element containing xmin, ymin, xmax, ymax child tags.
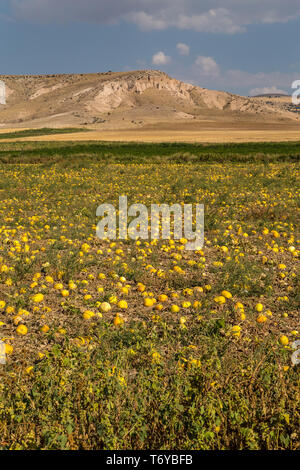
<box><xmin>0</xmin><ymin>70</ymin><xmax>298</xmax><ymax>129</ymax></box>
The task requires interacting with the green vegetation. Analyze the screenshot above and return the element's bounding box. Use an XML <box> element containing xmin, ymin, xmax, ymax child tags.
<box><xmin>0</xmin><ymin>140</ymin><xmax>300</xmax><ymax>164</ymax></box>
<box><xmin>0</xmin><ymin>127</ymin><xmax>89</xmax><ymax>140</ymax></box>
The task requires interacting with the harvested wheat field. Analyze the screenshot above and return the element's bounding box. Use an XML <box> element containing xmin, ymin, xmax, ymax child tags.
<box><xmin>1</xmin><ymin>124</ymin><xmax>300</xmax><ymax>144</ymax></box>
<box><xmin>6</xmin><ymin>128</ymin><xmax>299</xmax><ymax>143</ymax></box>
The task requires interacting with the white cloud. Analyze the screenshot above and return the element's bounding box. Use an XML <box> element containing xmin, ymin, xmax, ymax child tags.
<box><xmin>10</xmin><ymin>1</ymin><xmax>300</xmax><ymax>34</ymax></box>
<box><xmin>152</xmin><ymin>51</ymin><xmax>171</xmax><ymax>66</ymax></box>
<box><xmin>223</xmin><ymin>70</ymin><xmax>296</xmax><ymax>92</ymax></box>
<box><xmin>194</xmin><ymin>56</ymin><xmax>220</xmax><ymax>78</ymax></box>
<box><xmin>250</xmin><ymin>86</ymin><xmax>288</xmax><ymax>96</ymax></box>
<box><xmin>177</xmin><ymin>43</ymin><xmax>190</xmax><ymax>56</ymax></box>
<box><xmin>128</xmin><ymin>11</ymin><xmax>168</xmax><ymax>31</ymax></box>
<box><xmin>177</xmin><ymin>58</ymin><xmax>297</xmax><ymax>95</ymax></box>
<box><xmin>174</xmin><ymin>9</ymin><xmax>245</xmax><ymax>34</ymax></box>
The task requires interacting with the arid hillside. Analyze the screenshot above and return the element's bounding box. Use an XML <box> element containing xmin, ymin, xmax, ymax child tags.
<box><xmin>0</xmin><ymin>70</ymin><xmax>299</xmax><ymax>130</ymax></box>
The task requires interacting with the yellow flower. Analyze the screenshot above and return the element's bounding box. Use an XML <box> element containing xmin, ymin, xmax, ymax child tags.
<box><xmin>74</xmin><ymin>336</ymin><xmax>86</xmax><ymax>346</ymax></box>
<box><xmin>255</xmin><ymin>303</ymin><xmax>263</xmax><ymax>312</ymax></box>
<box><xmin>235</xmin><ymin>302</ymin><xmax>245</xmax><ymax>312</ymax></box>
<box><xmin>231</xmin><ymin>325</ymin><xmax>241</xmax><ymax>337</ymax></box>
<box><xmin>109</xmin><ymin>295</ymin><xmax>118</xmax><ymax>304</ymax></box>
<box><xmin>152</xmin><ymin>351</ymin><xmax>161</xmax><ymax>363</ymax></box>
<box><xmin>113</xmin><ymin>313</ymin><xmax>124</xmax><ymax>326</ymax></box>
<box><xmin>25</xmin><ymin>366</ymin><xmax>34</xmax><ymax>375</ymax></box>
<box><xmin>144</xmin><ymin>298</ymin><xmax>154</xmax><ymax>307</ymax></box>
<box><xmin>193</xmin><ymin>286</ymin><xmax>204</xmax><ymax>294</ymax></box>
<box><xmin>81</xmin><ymin>243</ymin><xmax>90</xmax><ymax>253</ymax></box>
<box><xmin>118</xmin><ymin>300</ymin><xmax>128</xmax><ymax>309</ymax></box>
<box><xmin>19</xmin><ymin>308</ymin><xmax>30</xmax><ymax>316</ymax></box>
<box><xmin>158</xmin><ymin>294</ymin><xmax>168</xmax><ymax>302</ymax></box>
<box><xmin>6</xmin><ymin>306</ymin><xmax>15</xmax><ymax>314</ymax></box>
<box><xmin>32</xmin><ymin>293</ymin><xmax>44</xmax><ymax>303</ymax></box>
<box><xmin>61</xmin><ymin>289</ymin><xmax>69</xmax><ymax>297</ymax></box>
<box><xmin>40</xmin><ymin>325</ymin><xmax>50</xmax><ymax>333</ymax></box>
<box><xmin>189</xmin><ymin>358</ymin><xmax>201</xmax><ymax>368</ymax></box>
<box><xmin>117</xmin><ymin>375</ymin><xmax>127</xmax><ymax>387</ymax></box>
<box><xmin>13</xmin><ymin>315</ymin><xmax>23</xmax><ymax>325</ymax></box>
<box><xmin>155</xmin><ymin>304</ymin><xmax>163</xmax><ymax>311</ymax></box>
<box><xmin>222</xmin><ymin>290</ymin><xmax>232</xmax><ymax>299</ymax></box>
<box><xmin>183</xmin><ymin>288</ymin><xmax>193</xmax><ymax>296</ymax></box>
<box><xmin>16</xmin><ymin>324</ymin><xmax>28</xmax><ymax>335</ymax></box>
<box><xmin>0</xmin><ymin>301</ymin><xmax>6</xmax><ymax>310</ymax></box>
<box><xmin>5</xmin><ymin>344</ymin><xmax>13</xmax><ymax>355</ymax></box>
<box><xmin>280</xmin><ymin>335</ymin><xmax>289</xmax><ymax>346</ymax></box>
<box><xmin>100</xmin><ymin>302</ymin><xmax>112</xmax><ymax>313</ymax></box>
<box><xmin>214</xmin><ymin>296</ymin><xmax>226</xmax><ymax>304</ymax></box>
<box><xmin>171</xmin><ymin>304</ymin><xmax>180</xmax><ymax>313</ymax></box>
<box><xmin>54</xmin><ymin>283</ymin><xmax>63</xmax><ymax>290</ymax></box>
<box><xmin>256</xmin><ymin>314</ymin><xmax>267</xmax><ymax>323</ymax></box>
<box><xmin>83</xmin><ymin>310</ymin><xmax>95</xmax><ymax>320</ymax></box>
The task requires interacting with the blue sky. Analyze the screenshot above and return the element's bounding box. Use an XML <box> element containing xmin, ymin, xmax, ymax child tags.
<box><xmin>0</xmin><ymin>0</ymin><xmax>299</xmax><ymax>96</ymax></box>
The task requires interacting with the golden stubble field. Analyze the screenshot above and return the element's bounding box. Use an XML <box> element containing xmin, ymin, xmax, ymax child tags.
<box><xmin>1</xmin><ymin>129</ymin><xmax>300</xmax><ymax>143</ymax></box>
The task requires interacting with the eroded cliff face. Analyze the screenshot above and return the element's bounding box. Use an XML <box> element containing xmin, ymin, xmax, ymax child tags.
<box><xmin>0</xmin><ymin>69</ymin><xmax>298</xmax><ymax>127</ymax></box>
<box><xmin>87</xmin><ymin>71</ymin><xmax>195</xmax><ymax>113</ymax></box>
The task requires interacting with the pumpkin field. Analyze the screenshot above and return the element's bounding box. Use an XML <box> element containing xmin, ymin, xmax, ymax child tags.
<box><xmin>0</xmin><ymin>139</ymin><xmax>299</xmax><ymax>450</ymax></box>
